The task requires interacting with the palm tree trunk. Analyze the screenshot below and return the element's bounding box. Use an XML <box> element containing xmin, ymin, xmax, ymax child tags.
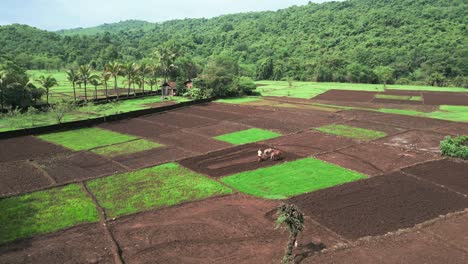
<box><xmin>127</xmin><ymin>77</ymin><xmax>131</xmax><ymax>97</ymax></box>
<box><xmin>46</xmin><ymin>88</ymin><xmax>49</xmax><ymax>105</ymax></box>
<box><xmin>84</xmin><ymin>82</ymin><xmax>88</xmax><ymax>101</ymax></box>
<box><xmin>72</xmin><ymin>83</ymin><xmax>76</xmax><ymax>103</ymax></box>
<box><xmin>104</xmin><ymin>82</ymin><xmax>108</xmax><ymax>100</ymax></box>
<box><xmin>94</xmin><ymin>85</ymin><xmax>98</xmax><ymax>100</ymax></box>
<box><xmin>114</xmin><ymin>76</ymin><xmax>119</xmax><ymax>100</ymax></box>
<box><xmin>283</xmin><ymin>231</ymin><xmax>298</xmax><ymax>264</ymax></box>
<box><xmin>142</xmin><ymin>77</ymin><xmax>145</xmax><ymax>95</ymax></box>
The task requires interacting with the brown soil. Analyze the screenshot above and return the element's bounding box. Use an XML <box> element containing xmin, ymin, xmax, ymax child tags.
<box><xmin>0</xmin><ymin>136</ymin><xmax>70</xmax><ymax>163</ymax></box>
<box><xmin>173</xmin><ymin>106</ymin><xmax>246</xmax><ymax>121</ymax></box>
<box><xmin>197</xmin><ymin>103</ymin><xmax>273</xmax><ymax>116</ymax></box>
<box><xmin>423</xmin><ymin>92</ymin><xmax>468</xmax><ymax>106</ymax></box>
<box><xmin>234</xmin><ymin>116</ymin><xmax>309</xmax><ymax>134</ymax></box>
<box><xmin>261</xmin><ymin>110</ymin><xmax>343</xmax><ymax>128</ymax></box>
<box><xmin>0</xmin><ymin>223</ymin><xmax>114</xmax><ymax>264</ymax></box>
<box><xmin>37</xmin><ymin>151</ymin><xmax>127</xmax><ymax>184</ymax></box>
<box><xmin>109</xmin><ymin>194</ymin><xmax>344</xmax><ymax>264</ymax></box>
<box><xmin>179</xmin><ymin>143</ymin><xmax>302</xmax><ymax>178</ymax></box>
<box><xmin>339</xmin><ymin>142</ymin><xmax>438</xmax><ymax>172</ymax></box>
<box><xmin>371</xmin><ymin>98</ymin><xmax>423</xmax><ymax>105</ymax></box>
<box><xmin>365</xmin><ymin>113</ymin><xmax>453</xmax><ymax>130</ymax></box>
<box><xmin>111</xmin><ymin>146</ymin><xmax>194</xmax><ymax>170</ymax></box>
<box><xmin>316</xmin><ymin>152</ymin><xmax>383</xmax><ymax>176</ymax></box>
<box><xmin>287</xmin><ymin>172</ymin><xmax>468</xmax><ymax>240</ymax></box>
<box><xmin>140</xmin><ymin>112</ymin><xmax>217</xmax><ymax>129</ymax></box>
<box><xmin>435</xmin><ymin>123</ymin><xmax>468</xmax><ymax>136</ymax></box>
<box><xmin>403</xmin><ymin>159</ymin><xmax>468</xmax><ymax>195</ymax></box>
<box><xmin>156</xmin><ymin>132</ymin><xmax>232</xmax><ymax>154</ymax></box>
<box><xmin>303</xmin><ymin>213</ymin><xmax>468</xmax><ymax>264</ymax></box>
<box><xmin>337</xmin><ymin>110</ymin><xmax>387</xmax><ymax>121</ymax></box>
<box><xmin>98</xmin><ymin>118</ymin><xmax>177</xmax><ymax>139</ymax></box>
<box><xmin>185</xmin><ymin>121</ymin><xmax>252</xmax><ymax>137</ymax></box>
<box><xmin>313</xmin><ymin>90</ymin><xmax>378</xmax><ymax>102</ymax></box>
<box><xmin>382</xmin><ymin>90</ymin><xmax>423</xmax><ymax>96</ymax></box>
<box><xmin>375</xmin><ymin>130</ymin><xmax>446</xmax><ymax>153</ymax></box>
<box><xmin>342</xmin><ymin>120</ymin><xmax>407</xmax><ymax>136</ymax></box>
<box><xmin>0</xmin><ymin>161</ymin><xmax>52</xmax><ymax>197</ymax></box>
<box><xmin>266</xmin><ymin>131</ymin><xmax>357</xmax><ymax>156</ymax></box>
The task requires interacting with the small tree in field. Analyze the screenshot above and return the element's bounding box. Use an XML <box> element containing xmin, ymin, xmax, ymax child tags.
<box><xmin>49</xmin><ymin>101</ymin><xmax>75</xmax><ymax>124</ymax></box>
<box><xmin>373</xmin><ymin>66</ymin><xmax>394</xmax><ymax>88</ymax></box>
<box><xmin>275</xmin><ymin>203</ymin><xmax>305</xmax><ymax>264</ymax></box>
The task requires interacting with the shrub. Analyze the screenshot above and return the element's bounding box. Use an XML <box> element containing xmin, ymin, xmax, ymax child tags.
<box><xmin>235</xmin><ymin>76</ymin><xmax>256</xmax><ymax>95</ymax></box>
<box><xmin>440</xmin><ymin>136</ymin><xmax>468</xmax><ymax>160</ymax></box>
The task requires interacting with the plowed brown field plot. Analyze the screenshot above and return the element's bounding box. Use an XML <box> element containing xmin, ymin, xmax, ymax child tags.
<box><xmin>288</xmin><ymin>172</ymin><xmax>468</xmax><ymax>240</ymax></box>
<box><xmin>172</xmin><ymin>106</ymin><xmax>246</xmax><ymax>120</ymax></box>
<box><xmin>403</xmin><ymin>159</ymin><xmax>468</xmax><ymax>195</ymax></box>
<box><xmin>0</xmin><ymin>136</ymin><xmax>70</xmax><ymax>163</ymax></box>
<box><xmin>179</xmin><ymin>143</ymin><xmax>302</xmax><ymax>178</ymax></box>
<box><xmin>111</xmin><ymin>146</ymin><xmax>194</xmax><ymax>169</ymax></box>
<box><xmin>186</xmin><ymin>121</ymin><xmax>252</xmax><ymax>137</ymax></box>
<box><xmin>156</xmin><ymin>131</ymin><xmax>232</xmax><ymax>154</ymax></box>
<box><xmin>261</xmin><ymin>110</ymin><xmax>343</xmax><ymax>128</ymax></box>
<box><xmin>342</xmin><ymin>120</ymin><xmax>407</xmax><ymax>136</ymax></box>
<box><xmin>436</xmin><ymin>122</ymin><xmax>468</xmax><ymax>135</ymax></box>
<box><xmin>0</xmin><ymin>223</ymin><xmax>114</xmax><ymax>264</ymax></box>
<box><xmin>317</xmin><ymin>152</ymin><xmax>383</xmax><ymax>176</ymax></box>
<box><xmin>266</xmin><ymin>131</ymin><xmax>357</xmax><ymax>156</ymax></box>
<box><xmin>371</xmin><ymin>98</ymin><xmax>423</xmax><ymax>105</ymax></box>
<box><xmin>37</xmin><ymin>151</ymin><xmax>126</xmax><ymax>184</ymax></box>
<box><xmin>0</xmin><ymin>161</ymin><xmax>51</xmax><ymax>197</ymax></box>
<box><xmin>196</xmin><ymin>102</ymin><xmax>273</xmax><ymax>116</ymax></box>
<box><xmin>423</xmin><ymin>92</ymin><xmax>468</xmax><ymax>106</ymax></box>
<box><xmin>365</xmin><ymin>113</ymin><xmax>453</xmax><ymax>130</ymax></box>
<box><xmin>313</xmin><ymin>90</ymin><xmax>377</xmax><ymax>102</ymax></box>
<box><xmin>141</xmin><ymin>112</ymin><xmax>217</xmax><ymax>128</ymax></box>
<box><xmin>98</xmin><ymin>118</ymin><xmax>177</xmax><ymax>139</ymax></box>
<box><xmin>235</xmin><ymin>116</ymin><xmax>309</xmax><ymax>134</ymax></box>
<box><xmin>375</xmin><ymin>130</ymin><xmax>446</xmax><ymax>153</ymax></box>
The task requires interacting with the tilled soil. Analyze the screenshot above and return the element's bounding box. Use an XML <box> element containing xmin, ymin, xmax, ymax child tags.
<box><xmin>184</xmin><ymin>121</ymin><xmax>252</xmax><ymax>137</ymax></box>
<box><xmin>403</xmin><ymin>159</ymin><xmax>468</xmax><ymax>195</ymax></box>
<box><xmin>156</xmin><ymin>131</ymin><xmax>232</xmax><ymax>154</ymax></box>
<box><xmin>302</xmin><ymin>213</ymin><xmax>468</xmax><ymax>264</ymax></box>
<box><xmin>365</xmin><ymin>113</ymin><xmax>453</xmax><ymax>130</ymax></box>
<box><xmin>0</xmin><ymin>223</ymin><xmax>114</xmax><ymax>264</ymax></box>
<box><xmin>342</xmin><ymin>120</ymin><xmax>407</xmax><ymax>136</ymax></box>
<box><xmin>371</xmin><ymin>98</ymin><xmax>423</xmax><ymax>105</ymax></box>
<box><xmin>197</xmin><ymin>103</ymin><xmax>273</xmax><ymax>116</ymax></box>
<box><xmin>0</xmin><ymin>161</ymin><xmax>51</xmax><ymax>197</ymax></box>
<box><xmin>111</xmin><ymin>146</ymin><xmax>195</xmax><ymax>170</ymax></box>
<box><xmin>179</xmin><ymin>143</ymin><xmax>302</xmax><ymax>178</ymax></box>
<box><xmin>173</xmin><ymin>106</ymin><xmax>246</xmax><ymax>121</ymax></box>
<box><xmin>0</xmin><ymin>136</ymin><xmax>70</xmax><ymax>163</ymax></box>
<box><xmin>316</xmin><ymin>152</ymin><xmax>383</xmax><ymax>176</ymax></box>
<box><xmin>337</xmin><ymin>110</ymin><xmax>387</xmax><ymax>121</ymax></box>
<box><xmin>234</xmin><ymin>116</ymin><xmax>310</xmax><ymax>134</ymax></box>
<box><xmin>382</xmin><ymin>90</ymin><xmax>423</xmax><ymax>96</ymax></box>
<box><xmin>140</xmin><ymin>112</ymin><xmax>217</xmax><ymax>129</ymax></box>
<box><xmin>423</xmin><ymin>92</ymin><xmax>468</xmax><ymax>106</ymax></box>
<box><xmin>266</xmin><ymin>131</ymin><xmax>357</xmax><ymax>156</ymax></box>
<box><xmin>109</xmin><ymin>194</ymin><xmax>344</xmax><ymax>264</ymax></box>
<box><xmin>313</xmin><ymin>90</ymin><xmax>378</xmax><ymax>102</ymax></box>
<box><xmin>435</xmin><ymin>122</ymin><xmax>468</xmax><ymax>136</ymax></box>
<box><xmin>287</xmin><ymin>172</ymin><xmax>468</xmax><ymax>240</ymax></box>
<box><xmin>339</xmin><ymin>142</ymin><xmax>438</xmax><ymax>172</ymax></box>
<box><xmin>261</xmin><ymin>110</ymin><xmax>343</xmax><ymax>129</ymax></box>
<box><xmin>37</xmin><ymin>151</ymin><xmax>127</xmax><ymax>184</ymax></box>
<box><xmin>375</xmin><ymin>130</ymin><xmax>447</xmax><ymax>153</ymax></box>
<box><xmin>98</xmin><ymin>118</ymin><xmax>177</xmax><ymax>139</ymax></box>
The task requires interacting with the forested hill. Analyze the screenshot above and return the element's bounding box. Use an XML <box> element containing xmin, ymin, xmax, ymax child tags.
<box><xmin>0</xmin><ymin>0</ymin><xmax>466</xmax><ymax>85</ymax></box>
<box><xmin>56</xmin><ymin>20</ymin><xmax>155</xmax><ymax>36</ymax></box>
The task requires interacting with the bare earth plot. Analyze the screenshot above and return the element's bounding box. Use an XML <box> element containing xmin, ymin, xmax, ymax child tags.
<box><xmin>1</xmin><ymin>97</ymin><xmax>468</xmax><ymax>264</ymax></box>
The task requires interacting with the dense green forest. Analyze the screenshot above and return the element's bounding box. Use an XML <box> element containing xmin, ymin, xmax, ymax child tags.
<box><xmin>0</xmin><ymin>0</ymin><xmax>466</xmax><ymax>86</ymax></box>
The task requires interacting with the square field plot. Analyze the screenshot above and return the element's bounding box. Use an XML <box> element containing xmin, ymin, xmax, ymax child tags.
<box><xmin>0</xmin><ymin>184</ymin><xmax>99</xmax><ymax>245</ymax></box>
<box><xmin>91</xmin><ymin>139</ymin><xmax>163</xmax><ymax>158</ymax></box>
<box><xmin>86</xmin><ymin>163</ymin><xmax>232</xmax><ymax>218</ymax></box>
<box><xmin>111</xmin><ymin>146</ymin><xmax>194</xmax><ymax>170</ymax></box>
<box><xmin>0</xmin><ymin>136</ymin><xmax>70</xmax><ymax>163</ymax></box>
<box><xmin>172</xmin><ymin>106</ymin><xmax>246</xmax><ymax>120</ymax></box>
<box><xmin>156</xmin><ymin>131</ymin><xmax>232</xmax><ymax>154</ymax></box>
<box><xmin>375</xmin><ymin>130</ymin><xmax>447</xmax><ymax>153</ymax></box>
<box><xmin>317</xmin><ymin>152</ymin><xmax>383</xmax><ymax>177</ymax></box>
<box><xmin>288</xmin><ymin>172</ymin><xmax>468</xmax><ymax>240</ymax></box>
<box><xmin>403</xmin><ymin>159</ymin><xmax>468</xmax><ymax>195</ymax></box>
<box><xmin>266</xmin><ymin>131</ymin><xmax>357</xmax><ymax>156</ymax></box>
<box><xmin>342</xmin><ymin>120</ymin><xmax>407</xmax><ymax>136</ymax></box>
<box><xmin>315</xmin><ymin>124</ymin><xmax>387</xmax><ymax>141</ymax></box>
<box><xmin>179</xmin><ymin>143</ymin><xmax>302</xmax><ymax>178</ymax></box>
<box><xmin>98</xmin><ymin>118</ymin><xmax>177</xmax><ymax>139</ymax></box>
<box><xmin>365</xmin><ymin>114</ymin><xmax>452</xmax><ymax>130</ymax></box>
<box><xmin>140</xmin><ymin>112</ymin><xmax>217</xmax><ymax>128</ymax></box>
<box><xmin>37</xmin><ymin>127</ymin><xmax>137</xmax><ymax>151</ymax></box>
<box><xmin>214</xmin><ymin>128</ymin><xmax>282</xmax><ymax>145</ymax></box>
<box><xmin>38</xmin><ymin>151</ymin><xmax>126</xmax><ymax>183</ymax></box>
<box><xmin>0</xmin><ymin>161</ymin><xmax>51</xmax><ymax>197</ymax></box>
<box><xmin>0</xmin><ymin>223</ymin><xmax>114</xmax><ymax>264</ymax></box>
<box><xmin>221</xmin><ymin>158</ymin><xmax>366</xmax><ymax>199</ymax></box>
<box><xmin>261</xmin><ymin>110</ymin><xmax>343</xmax><ymax>129</ymax></box>
<box><xmin>196</xmin><ymin>103</ymin><xmax>273</xmax><ymax>116</ymax></box>
<box><xmin>186</xmin><ymin>121</ymin><xmax>252</xmax><ymax>137</ymax></box>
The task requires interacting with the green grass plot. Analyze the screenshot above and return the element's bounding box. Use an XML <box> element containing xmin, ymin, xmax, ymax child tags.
<box><xmin>221</xmin><ymin>158</ymin><xmax>366</xmax><ymax>199</ymax></box>
<box><xmin>315</xmin><ymin>124</ymin><xmax>387</xmax><ymax>140</ymax></box>
<box><xmin>0</xmin><ymin>184</ymin><xmax>99</xmax><ymax>245</ymax></box>
<box><xmin>91</xmin><ymin>139</ymin><xmax>163</xmax><ymax>157</ymax></box>
<box><xmin>86</xmin><ymin>163</ymin><xmax>232</xmax><ymax>218</ymax></box>
<box><xmin>38</xmin><ymin>127</ymin><xmax>137</xmax><ymax>151</ymax></box>
<box><xmin>214</xmin><ymin>128</ymin><xmax>281</xmax><ymax>145</ymax></box>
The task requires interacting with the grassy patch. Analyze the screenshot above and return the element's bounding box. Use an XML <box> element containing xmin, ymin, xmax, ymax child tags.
<box><xmin>375</xmin><ymin>94</ymin><xmax>422</xmax><ymax>101</ymax></box>
<box><xmin>215</xmin><ymin>97</ymin><xmax>261</xmax><ymax>104</ymax></box>
<box><xmin>214</xmin><ymin>128</ymin><xmax>282</xmax><ymax>145</ymax></box>
<box><xmin>86</xmin><ymin>163</ymin><xmax>232</xmax><ymax>218</ymax></box>
<box><xmin>315</xmin><ymin>124</ymin><xmax>387</xmax><ymax>140</ymax></box>
<box><xmin>0</xmin><ymin>184</ymin><xmax>99</xmax><ymax>245</ymax></box>
<box><xmin>221</xmin><ymin>158</ymin><xmax>366</xmax><ymax>199</ymax></box>
<box><xmin>91</xmin><ymin>139</ymin><xmax>163</xmax><ymax>157</ymax></box>
<box><xmin>440</xmin><ymin>136</ymin><xmax>468</xmax><ymax>160</ymax></box>
<box><xmin>38</xmin><ymin>127</ymin><xmax>137</xmax><ymax>151</ymax></box>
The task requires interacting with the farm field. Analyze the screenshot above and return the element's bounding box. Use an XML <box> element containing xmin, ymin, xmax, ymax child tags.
<box><xmin>1</xmin><ymin>84</ymin><xmax>468</xmax><ymax>263</ymax></box>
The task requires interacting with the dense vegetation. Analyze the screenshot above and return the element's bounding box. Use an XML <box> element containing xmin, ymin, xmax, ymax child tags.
<box><xmin>0</xmin><ymin>0</ymin><xmax>466</xmax><ymax>87</ymax></box>
<box><xmin>440</xmin><ymin>136</ymin><xmax>468</xmax><ymax>160</ymax></box>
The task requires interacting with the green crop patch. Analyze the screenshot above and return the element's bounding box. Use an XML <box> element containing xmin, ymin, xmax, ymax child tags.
<box><xmin>38</xmin><ymin>127</ymin><xmax>137</xmax><ymax>151</ymax></box>
<box><xmin>375</xmin><ymin>94</ymin><xmax>422</xmax><ymax>101</ymax></box>
<box><xmin>86</xmin><ymin>163</ymin><xmax>232</xmax><ymax>218</ymax></box>
<box><xmin>221</xmin><ymin>158</ymin><xmax>366</xmax><ymax>199</ymax></box>
<box><xmin>315</xmin><ymin>124</ymin><xmax>387</xmax><ymax>140</ymax></box>
<box><xmin>214</xmin><ymin>128</ymin><xmax>281</xmax><ymax>145</ymax></box>
<box><xmin>215</xmin><ymin>97</ymin><xmax>261</xmax><ymax>104</ymax></box>
<box><xmin>0</xmin><ymin>184</ymin><xmax>99</xmax><ymax>245</ymax></box>
<box><xmin>91</xmin><ymin>139</ymin><xmax>163</xmax><ymax>157</ymax></box>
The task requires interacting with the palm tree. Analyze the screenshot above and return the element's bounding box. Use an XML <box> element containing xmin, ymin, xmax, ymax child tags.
<box><xmin>36</xmin><ymin>75</ymin><xmax>58</xmax><ymax>105</ymax></box>
<box><xmin>101</xmin><ymin>71</ymin><xmax>111</xmax><ymax>100</ymax></box>
<box><xmin>139</xmin><ymin>63</ymin><xmax>151</xmax><ymax>95</ymax></box>
<box><xmin>122</xmin><ymin>62</ymin><xmax>138</xmax><ymax>97</ymax></box>
<box><xmin>78</xmin><ymin>64</ymin><xmax>93</xmax><ymax>101</ymax></box>
<box><xmin>153</xmin><ymin>48</ymin><xmax>178</xmax><ymax>83</ymax></box>
<box><xmin>146</xmin><ymin>78</ymin><xmax>158</xmax><ymax>92</ymax></box>
<box><xmin>275</xmin><ymin>203</ymin><xmax>305</xmax><ymax>264</ymax></box>
<box><xmin>105</xmin><ymin>62</ymin><xmax>122</xmax><ymax>100</ymax></box>
<box><xmin>66</xmin><ymin>69</ymin><xmax>79</xmax><ymax>102</ymax></box>
<box><xmin>89</xmin><ymin>75</ymin><xmax>101</xmax><ymax>100</ymax></box>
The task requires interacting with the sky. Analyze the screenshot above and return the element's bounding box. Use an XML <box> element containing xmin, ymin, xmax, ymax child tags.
<box><xmin>0</xmin><ymin>0</ymin><xmax>333</xmax><ymax>31</ymax></box>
